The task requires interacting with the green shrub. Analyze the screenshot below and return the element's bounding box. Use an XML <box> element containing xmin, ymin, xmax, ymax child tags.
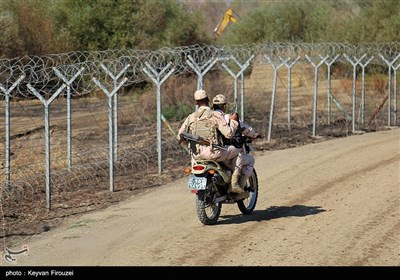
<box><xmin>163</xmin><ymin>104</ymin><xmax>192</xmax><ymax>122</ymax></box>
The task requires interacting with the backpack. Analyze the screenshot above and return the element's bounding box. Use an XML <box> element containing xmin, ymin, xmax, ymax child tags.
<box><xmin>189</xmin><ymin>107</ymin><xmax>216</xmax><ymax>141</ymax></box>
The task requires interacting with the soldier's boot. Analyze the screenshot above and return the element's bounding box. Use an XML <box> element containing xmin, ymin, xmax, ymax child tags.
<box><xmin>239</xmin><ymin>175</ymin><xmax>254</xmax><ymax>191</ymax></box>
<box><xmin>239</xmin><ymin>175</ymin><xmax>248</xmax><ymax>188</ymax></box>
<box><xmin>235</xmin><ymin>191</ymin><xmax>250</xmax><ymax>200</ymax></box>
<box><xmin>230</xmin><ymin>172</ymin><xmax>243</xmax><ymax>194</ymax></box>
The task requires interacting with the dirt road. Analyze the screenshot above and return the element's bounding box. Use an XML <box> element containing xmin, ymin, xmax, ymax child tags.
<box><xmin>8</xmin><ymin>129</ymin><xmax>400</xmax><ymax>266</ymax></box>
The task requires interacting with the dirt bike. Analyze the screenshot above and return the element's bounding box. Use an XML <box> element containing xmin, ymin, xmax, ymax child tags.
<box><xmin>182</xmin><ymin>132</ymin><xmax>259</xmax><ymax>225</ymax></box>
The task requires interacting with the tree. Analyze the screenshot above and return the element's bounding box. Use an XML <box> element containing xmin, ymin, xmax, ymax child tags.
<box><xmin>361</xmin><ymin>0</ymin><xmax>400</xmax><ymax>42</ymax></box>
<box><xmin>220</xmin><ymin>0</ymin><xmax>333</xmax><ymax>44</ymax></box>
<box><xmin>219</xmin><ymin>0</ymin><xmax>400</xmax><ymax>44</ymax></box>
<box><xmin>53</xmin><ymin>0</ymin><xmax>211</xmax><ymax>51</ymax></box>
<box><xmin>0</xmin><ymin>0</ymin><xmax>59</xmax><ymax>57</ymax></box>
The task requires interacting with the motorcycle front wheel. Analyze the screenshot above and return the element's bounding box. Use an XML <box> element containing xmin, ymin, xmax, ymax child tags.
<box><xmin>195</xmin><ymin>184</ymin><xmax>221</xmax><ymax>225</ymax></box>
<box><xmin>237</xmin><ymin>169</ymin><xmax>259</xmax><ymax>215</ymax></box>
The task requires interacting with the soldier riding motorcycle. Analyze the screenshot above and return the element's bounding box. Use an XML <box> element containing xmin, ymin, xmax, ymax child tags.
<box><xmin>177</xmin><ymin>90</ymin><xmax>259</xmax><ymax>225</ymax></box>
<box><xmin>180</xmin><ymin>131</ymin><xmax>259</xmax><ymax>225</ymax></box>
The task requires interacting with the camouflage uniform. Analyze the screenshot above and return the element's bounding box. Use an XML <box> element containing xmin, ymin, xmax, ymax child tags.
<box><xmin>177</xmin><ymin>105</ymin><xmax>240</xmax><ymax>163</ymax></box>
<box><xmin>213</xmin><ymin>93</ymin><xmax>259</xmax><ymax>192</ymax></box>
<box><xmin>223</xmin><ymin>114</ymin><xmax>258</xmax><ymax>178</ymax></box>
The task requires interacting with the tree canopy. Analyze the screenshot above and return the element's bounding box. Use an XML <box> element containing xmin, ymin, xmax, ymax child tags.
<box><xmin>0</xmin><ymin>0</ymin><xmax>398</xmax><ymax>58</ymax></box>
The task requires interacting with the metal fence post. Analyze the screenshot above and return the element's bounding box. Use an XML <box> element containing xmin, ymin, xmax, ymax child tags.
<box><xmin>344</xmin><ymin>54</ymin><xmax>366</xmax><ymax>132</ymax></box>
<box><xmin>306</xmin><ymin>55</ymin><xmax>328</xmax><ymax>137</ymax></box>
<box><xmin>283</xmin><ymin>57</ymin><xmax>300</xmax><ymax>130</ymax></box>
<box><xmin>393</xmin><ymin>62</ymin><xmax>400</xmax><ymax>125</ymax></box>
<box><xmin>321</xmin><ymin>55</ymin><xmax>339</xmax><ymax>124</ymax></box>
<box><xmin>53</xmin><ymin>67</ymin><xmax>85</xmax><ymax>170</ymax></box>
<box><xmin>0</xmin><ymin>75</ymin><xmax>25</xmax><ymax>188</ymax></box>
<box><xmin>265</xmin><ymin>56</ymin><xmax>288</xmax><ymax>142</ymax></box>
<box><xmin>222</xmin><ymin>55</ymin><xmax>254</xmax><ymax>121</ymax></box>
<box><xmin>27</xmin><ymin>84</ymin><xmax>67</xmax><ymax>210</ymax></box>
<box><xmin>142</xmin><ymin>62</ymin><xmax>175</xmax><ymax>175</ymax></box>
<box><xmin>99</xmin><ymin>63</ymin><xmax>130</xmax><ymax>161</ymax></box>
<box><xmin>186</xmin><ymin>55</ymin><xmax>218</xmax><ymax>90</ymax></box>
<box><xmin>379</xmin><ymin>54</ymin><xmax>400</xmax><ymax>127</ymax></box>
<box><xmin>92</xmin><ymin>77</ymin><xmax>128</xmax><ymax>192</ymax></box>
<box><xmin>358</xmin><ymin>57</ymin><xmax>374</xmax><ymax>127</ymax></box>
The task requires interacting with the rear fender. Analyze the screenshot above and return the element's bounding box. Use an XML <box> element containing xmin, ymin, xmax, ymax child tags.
<box><xmin>193</xmin><ymin>160</ymin><xmax>231</xmax><ymax>184</ymax></box>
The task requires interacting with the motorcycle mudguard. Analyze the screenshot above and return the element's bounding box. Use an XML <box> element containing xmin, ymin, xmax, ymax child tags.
<box><xmin>193</xmin><ymin>160</ymin><xmax>231</xmax><ymax>184</ymax></box>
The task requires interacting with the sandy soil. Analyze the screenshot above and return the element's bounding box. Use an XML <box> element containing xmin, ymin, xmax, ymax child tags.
<box><xmin>5</xmin><ymin>128</ymin><xmax>399</xmax><ymax>266</ymax></box>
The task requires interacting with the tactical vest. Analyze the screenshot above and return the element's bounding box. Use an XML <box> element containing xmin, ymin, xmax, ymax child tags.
<box><xmin>189</xmin><ymin>108</ymin><xmax>216</xmax><ymax>141</ymax></box>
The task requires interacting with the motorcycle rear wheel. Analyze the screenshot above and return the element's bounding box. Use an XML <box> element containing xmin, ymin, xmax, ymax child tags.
<box><xmin>195</xmin><ymin>184</ymin><xmax>221</xmax><ymax>225</ymax></box>
<box><xmin>237</xmin><ymin>169</ymin><xmax>258</xmax><ymax>215</ymax></box>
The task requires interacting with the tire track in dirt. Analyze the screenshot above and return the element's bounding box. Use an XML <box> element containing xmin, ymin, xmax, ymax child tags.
<box><xmin>351</xmin><ymin>220</ymin><xmax>400</xmax><ymax>266</ymax></box>
<box><xmin>259</xmin><ymin>132</ymin><xmax>397</xmax><ymax>192</ymax></box>
<box><xmin>330</xmin><ymin>196</ymin><xmax>399</xmax><ymax>266</ymax></box>
<box><xmin>290</xmin><ymin>155</ymin><xmax>399</xmax><ymax>205</ymax></box>
<box><xmin>323</xmin><ymin>189</ymin><xmax>400</xmax><ymax>266</ymax></box>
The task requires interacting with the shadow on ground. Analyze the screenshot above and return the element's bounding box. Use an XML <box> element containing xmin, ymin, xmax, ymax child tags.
<box><xmin>218</xmin><ymin>205</ymin><xmax>326</xmax><ymax>225</ymax></box>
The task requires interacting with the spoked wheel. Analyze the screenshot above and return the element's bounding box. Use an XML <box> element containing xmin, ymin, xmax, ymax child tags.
<box><xmin>195</xmin><ymin>184</ymin><xmax>221</xmax><ymax>225</ymax></box>
<box><xmin>237</xmin><ymin>169</ymin><xmax>259</xmax><ymax>215</ymax></box>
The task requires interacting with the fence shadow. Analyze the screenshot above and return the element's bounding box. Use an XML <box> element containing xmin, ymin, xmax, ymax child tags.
<box><xmin>218</xmin><ymin>205</ymin><xmax>326</xmax><ymax>225</ymax></box>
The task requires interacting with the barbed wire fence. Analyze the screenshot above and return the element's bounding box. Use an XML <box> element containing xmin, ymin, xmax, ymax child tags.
<box><xmin>0</xmin><ymin>42</ymin><xmax>399</xmax><ymax>242</ymax></box>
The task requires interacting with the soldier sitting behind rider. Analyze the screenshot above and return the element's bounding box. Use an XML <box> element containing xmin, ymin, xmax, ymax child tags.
<box><xmin>177</xmin><ymin>89</ymin><xmax>244</xmax><ymax>194</ymax></box>
<box><xmin>212</xmin><ymin>94</ymin><xmax>259</xmax><ymax>192</ymax></box>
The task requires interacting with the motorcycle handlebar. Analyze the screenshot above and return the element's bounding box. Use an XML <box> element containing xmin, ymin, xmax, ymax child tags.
<box><xmin>245</xmin><ymin>134</ymin><xmax>263</xmax><ymax>143</ymax></box>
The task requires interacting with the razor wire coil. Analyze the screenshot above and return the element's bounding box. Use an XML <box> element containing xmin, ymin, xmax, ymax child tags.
<box><xmin>1</xmin><ymin>42</ymin><xmax>399</xmax><ymax>98</ymax></box>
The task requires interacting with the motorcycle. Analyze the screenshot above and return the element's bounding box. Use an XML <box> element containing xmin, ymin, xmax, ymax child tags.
<box><xmin>183</xmin><ymin>133</ymin><xmax>259</xmax><ymax>225</ymax></box>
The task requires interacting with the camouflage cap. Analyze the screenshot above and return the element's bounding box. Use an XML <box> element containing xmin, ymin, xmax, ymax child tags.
<box><xmin>194</xmin><ymin>89</ymin><xmax>208</xmax><ymax>100</ymax></box>
<box><xmin>212</xmin><ymin>94</ymin><xmax>227</xmax><ymax>105</ymax></box>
